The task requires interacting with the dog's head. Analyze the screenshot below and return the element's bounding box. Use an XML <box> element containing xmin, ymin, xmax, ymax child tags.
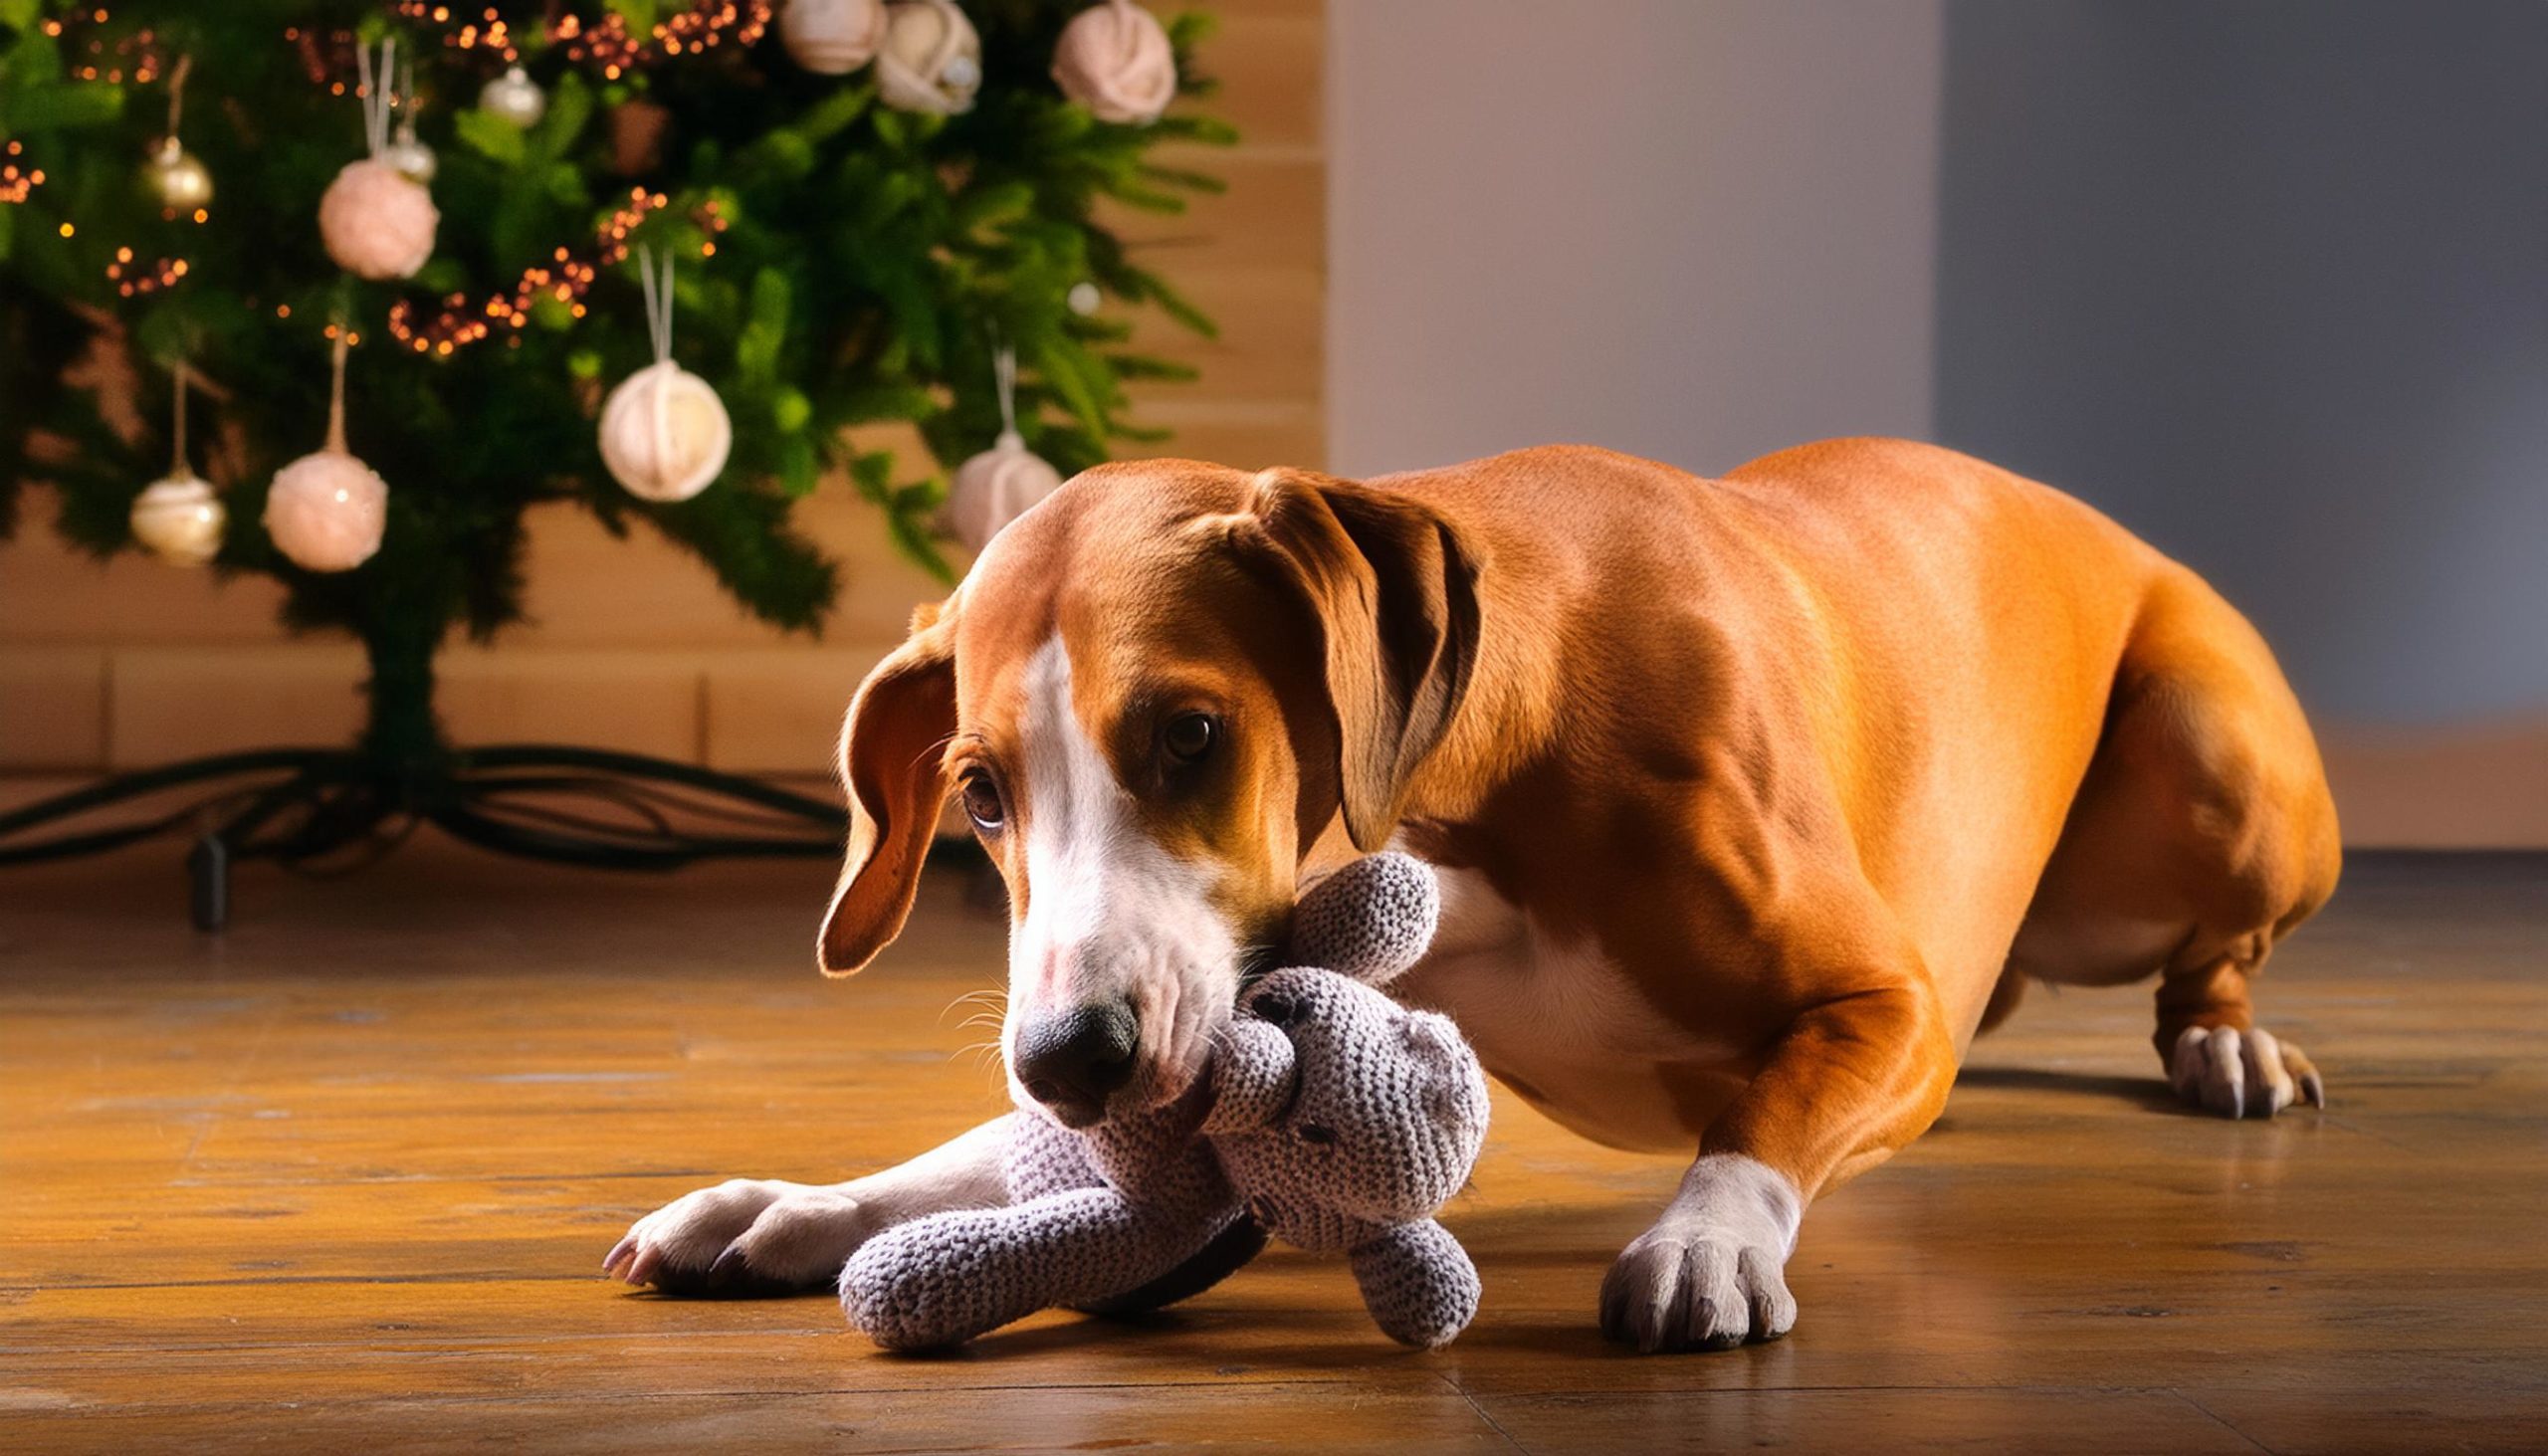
<box><xmin>816</xmin><ymin>461</ymin><xmax>1479</xmax><ymax>1127</ymax></box>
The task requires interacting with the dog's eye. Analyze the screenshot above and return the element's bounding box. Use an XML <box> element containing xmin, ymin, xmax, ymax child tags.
<box><xmin>1162</xmin><ymin>712</ymin><xmax>1217</xmax><ymax>765</ymax></box>
<box><xmin>959</xmin><ymin>772</ymin><xmax>1004</xmax><ymax>832</ymax></box>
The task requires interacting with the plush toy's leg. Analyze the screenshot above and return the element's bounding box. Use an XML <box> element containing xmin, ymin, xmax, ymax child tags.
<box><xmin>1348</xmin><ymin>1219</ymin><xmax>1481</xmax><ymax>1349</ymax></box>
<box><xmin>840</xmin><ymin>1187</ymin><xmax>1227</xmax><ymax>1351</ymax></box>
<box><xmin>1076</xmin><ymin>1210</ymin><xmax>1268</xmax><ymax>1317</ymax></box>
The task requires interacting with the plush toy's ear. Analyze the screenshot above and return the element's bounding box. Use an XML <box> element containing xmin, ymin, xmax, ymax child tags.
<box><xmin>819</xmin><ymin>614</ymin><xmax>957</xmax><ymax>976</ymax></box>
<box><xmin>1200</xmin><ymin>1018</ymin><xmax>1299</xmax><ymax>1137</ymax></box>
<box><xmin>1290</xmin><ymin>851</ymin><xmax>1441</xmax><ymax>985</ymax></box>
<box><xmin>1232</xmin><ymin>470</ymin><xmax>1481</xmax><ymax>853</ymax></box>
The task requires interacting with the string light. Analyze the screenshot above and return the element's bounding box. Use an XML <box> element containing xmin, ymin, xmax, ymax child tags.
<box><xmin>386</xmin><ymin>193</ymin><xmax>728</xmax><ymax>356</ymax></box>
<box><xmin>390</xmin><ymin>1</ymin><xmax>769</xmax><ymax>75</ymax></box>
<box><xmin>0</xmin><ymin>140</ymin><xmax>43</xmax><ymax>204</ymax></box>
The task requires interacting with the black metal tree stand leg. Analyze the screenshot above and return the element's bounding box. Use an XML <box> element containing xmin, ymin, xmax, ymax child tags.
<box><xmin>0</xmin><ymin>633</ymin><xmax>846</xmax><ymax>930</ymax></box>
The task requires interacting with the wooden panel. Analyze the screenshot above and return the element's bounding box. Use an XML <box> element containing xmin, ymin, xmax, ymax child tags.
<box><xmin>2320</xmin><ymin>716</ymin><xmax>2548</xmax><ymax>849</ymax></box>
<box><xmin>0</xmin><ymin>646</ymin><xmax>106</xmax><ymax>769</ymax></box>
<box><xmin>106</xmin><ymin>645</ymin><xmax>367</xmax><ymax>765</ymax></box>
<box><xmin>0</xmin><ymin>847</ymin><xmax>2541</xmax><ymax>1450</ymax></box>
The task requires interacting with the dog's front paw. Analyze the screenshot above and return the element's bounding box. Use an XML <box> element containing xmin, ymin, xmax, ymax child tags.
<box><xmin>2169</xmin><ymin>1025</ymin><xmax>2326</xmax><ymax>1120</ymax></box>
<box><xmin>1599</xmin><ymin>1153</ymin><xmax>1801</xmax><ymax>1352</ymax></box>
<box><xmin>604</xmin><ymin>1179</ymin><xmax>878</xmax><ymax>1296</ymax></box>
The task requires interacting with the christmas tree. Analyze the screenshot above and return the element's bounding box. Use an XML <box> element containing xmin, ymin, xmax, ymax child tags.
<box><xmin>0</xmin><ymin>0</ymin><xmax>1230</xmax><ymax>774</ymax></box>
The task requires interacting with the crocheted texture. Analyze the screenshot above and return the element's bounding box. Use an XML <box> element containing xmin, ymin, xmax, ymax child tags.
<box><xmin>837</xmin><ymin>852</ymin><xmax>1489</xmax><ymax>1351</ymax></box>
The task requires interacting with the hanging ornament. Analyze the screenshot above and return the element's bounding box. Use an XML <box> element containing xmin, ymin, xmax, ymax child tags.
<box><xmin>319</xmin><ymin>39</ymin><xmax>438</xmax><ymax>281</ymax></box>
<box><xmin>129</xmin><ymin>363</ymin><xmax>226</xmax><ymax>567</ymax></box>
<box><xmin>599</xmin><ymin>247</ymin><xmax>733</xmax><ymax>504</ymax></box>
<box><xmin>266</xmin><ymin>331</ymin><xmax>389</xmax><ymax>573</ymax></box>
<box><xmin>876</xmin><ymin>0</ymin><xmax>981</xmax><ymax>115</ymax></box>
<box><xmin>139</xmin><ymin>56</ymin><xmax>214</xmax><ymax>211</ymax></box>
<box><xmin>380</xmin><ymin>59</ymin><xmax>436</xmax><ymax>183</ymax></box>
<box><xmin>942</xmin><ymin>343</ymin><xmax>1062</xmax><ymax>555</ymax></box>
<box><xmin>1052</xmin><ymin>0</ymin><xmax>1176</xmax><ymax>125</ymax></box>
<box><xmin>781</xmin><ymin>0</ymin><xmax>889</xmax><ymax>75</ymax></box>
<box><xmin>477</xmin><ymin>64</ymin><xmax>547</xmax><ymax>129</ymax></box>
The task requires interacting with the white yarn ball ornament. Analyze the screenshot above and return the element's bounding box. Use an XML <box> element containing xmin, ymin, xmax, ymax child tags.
<box><xmin>876</xmin><ymin>0</ymin><xmax>981</xmax><ymax>114</ymax></box>
<box><xmin>318</xmin><ymin>158</ymin><xmax>437</xmax><ymax>280</ymax></box>
<box><xmin>781</xmin><ymin>0</ymin><xmax>889</xmax><ymax>74</ymax></box>
<box><xmin>478</xmin><ymin>65</ymin><xmax>548</xmax><ymax>128</ymax></box>
<box><xmin>266</xmin><ymin>450</ymin><xmax>389</xmax><ymax>573</ymax></box>
<box><xmin>944</xmin><ymin>429</ymin><xmax>1063</xmax><ymax>555</ymax></box>
<box><xmin>1052</xmin><ymin>0</ymin><xmax>1176</xmax><ymax>125</ymax></box>
<box><xmin>129</xmin><ymin>471</ymin><xmax>225</xmax><ymax>566</ymax></box>
<box><xmin>600</xmin><ymin>360</ymin><xmax>733</xmax><ymax>503</ymax></box>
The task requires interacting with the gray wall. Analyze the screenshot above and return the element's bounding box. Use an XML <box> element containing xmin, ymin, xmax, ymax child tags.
<box><xmin>1328</xmin><ymin>0</ymin><xmax>1944</xmax><ymax>478</ymax></box>
<box><xmin>1330</xmin><ymin>1</ymin><xmax>2548</xmax><ymax>728</ymax></box>
<box><xmin>1932</xmin><ymin>0</ymin><xmax>2548</xmax><ymax>725</ymax></box>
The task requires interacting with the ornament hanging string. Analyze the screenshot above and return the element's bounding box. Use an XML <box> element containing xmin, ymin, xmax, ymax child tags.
<box><xmin>637</xmin><ymin>243</ymin><xmax>676</xmax><ymax>363</ymax></box>
<box><xmin>324</xmin><ymin>328</ymin><xmax>351</xmax><ymax>454</ymax></box>
<box><xmin>354</xmin><ymin>37</ymin><xmax>398</xmax><ymax>157</ymax></box>
<box><xmin>991</xmin><ymin>337</ymin><xmax>1022</xmax><ymax>447</ymax></box>
<box><xmin>168</xmin><ymin>360</ymin><xmax>191</xmax><ymax>476</ymax></box>
<box><xmin>164</xmin><ymin>53</ymin><xmax>191</xmax><ymax>139</ymax></box>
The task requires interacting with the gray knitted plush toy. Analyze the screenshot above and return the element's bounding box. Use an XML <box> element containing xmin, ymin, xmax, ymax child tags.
<box><xmin>839</xmin><ymin>852</ymin><xmax>1491</xmax><ymax>1351</ymax></box>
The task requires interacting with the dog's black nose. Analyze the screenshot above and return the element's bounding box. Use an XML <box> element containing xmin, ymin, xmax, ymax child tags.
<box><xmin>1012</xmin><ymin>999</ymin><xmax>1140</xmax><ymax>1123</ymax></box>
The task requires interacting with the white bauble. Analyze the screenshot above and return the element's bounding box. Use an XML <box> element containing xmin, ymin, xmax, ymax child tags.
<box><xmin>478</xmin><ymin>65</ymin><xmax>547</xmax><ymax>128</ymax></box>
<box><xmin>381</xmin><ymin>119</ymin><xmax>438</xmax><ymax>183</ymax></box>
<box><xmin>266</xmin><ymin>450</ymin><xmax>389</xmax><ymax>572</ymax></box>
<box><xmin>781</xmin><ymin>0</ymin><xmax>889</xmax><ymax>74</ymax></box>
<box><xmin>1052</xmin><ymin>0</ymin><xmax>1175</xmax><ymax>125</ymax></box>
<box><xmin>318</xmin><ymin>158</ymin><xmax>438</xmax><ymax>280</ymax></box>
<box><xmin>942</xmin><ymin>429</ymin><xmax>1062</xmax><ymax>554</ymax></box>
<box><xmin>141</xmin><ymin>135</ymin><xmax>216</xmax><ymax>211</ymax></box>
<box><xmin>876</xmin><ymin>0</ymin><xmax>981</xmax><ymax>115</ymax></box>
<box><xmin>599</xmin><ymin>360</ymin><xmax>732</xmax><ymax>503</ymax></box>
<box><xmin>129</xmin><ymin>471</ymin><xmax>226</xmax><ymax>566</ymax></box>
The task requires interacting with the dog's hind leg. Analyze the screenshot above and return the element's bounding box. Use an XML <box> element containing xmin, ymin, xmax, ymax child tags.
<box><xmin>2007</xmin><ymin>566</ymin><xmax>2342</xmax><ymax>1117</ymax></box>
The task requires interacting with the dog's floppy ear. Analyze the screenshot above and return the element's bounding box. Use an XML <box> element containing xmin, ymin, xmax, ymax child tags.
<box><xmin>1238</xmin><ymin>470</ymin><xmax>1481</xmax><ymax>852</ymax></box>
<box><xmin>819</xmin><ymin>611</ymin><xmax>957</xmax><ymax>976</ymax></box>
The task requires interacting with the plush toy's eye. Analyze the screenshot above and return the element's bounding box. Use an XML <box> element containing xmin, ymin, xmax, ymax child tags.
<box><xmin>1162</xmin><ymin>712</ymin><xmax>1217</xmax><ymax>765</ymax></box>
<box><xmin>1294</xmin><ymin>1122</ymin><xmax>1336</xmax><ymax>1146</ymax></box>
<box><xmin>1250</xmin><ymin>991</ymin><xmax>1298</xmax><ymax>1026</ymax></box>
<box><xmin>959</xmin><ymin>771</ymin><xmax>1004</xmax><ymax>833</ymax></box>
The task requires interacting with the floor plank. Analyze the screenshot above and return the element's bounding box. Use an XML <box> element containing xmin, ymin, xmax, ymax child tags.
<box><xmin>2</xmin><ymin>845</ymin><xmax>2544</xmax><ymax>1452</ymax></box>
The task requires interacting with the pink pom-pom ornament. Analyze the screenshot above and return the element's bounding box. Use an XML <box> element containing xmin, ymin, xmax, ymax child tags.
<box><xmin>320</xmin><ymin>41</ymin><xmax>437</xmax><ymax>281</ymax></box>
<box><xmin>1052</xmin><ymin>0</ymin><xmax>1176</xmax><ymax>125</ymax></box>
<box><xmin>265</xmin><ymin>333</ymin><xmax>388</xmax><ymax>573</ymax></box>
<box><xmin>319</xmin><ymin>159</ymin><xmax>438</xmax><ymax>281</ymax></box>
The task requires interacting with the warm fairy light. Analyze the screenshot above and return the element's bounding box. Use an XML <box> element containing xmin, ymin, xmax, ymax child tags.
<box><xmin>395</xmin><ymin>0</ymin><xmax>772</xmax><ymax>76</ymax></box>
<box><xmin>192</xmin><ymin>208</ymin><xmax>208</xmax><ymax>223</ymax></box>
<box><xmin>277</xmin><ymin>305</ymin><xmax>292</xmax><ymax>318</ymax></box>
<box><xmin>106</xmin><ymin>252</ymin><xmax>190</xmax><ymax>296</ymax></box>
<box><xmin>387</xmin><ymin>193</ymin><xmax>724</xmax><ymax>355</ymax></box>
<box><xmin>59</xmin><ymin>222</ymin><xmax>74</xmax><ymax>237</ymax></box>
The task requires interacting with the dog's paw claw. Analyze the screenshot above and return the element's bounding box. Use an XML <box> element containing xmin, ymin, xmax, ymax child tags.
<box><xmin>2170</xmin><ymin>1025</ymin><xmax>2324</xmax><ymax>1119</ymax></box>
<box><xmin>606</xmin><ymin>1180</ymin><xmax>874</xmax><ymax>1296</ymax></box>
<box><xmin>1599</xmin><ymin>1228</ymin><xmax>1795</xmax><ymax>1352</ymax></box>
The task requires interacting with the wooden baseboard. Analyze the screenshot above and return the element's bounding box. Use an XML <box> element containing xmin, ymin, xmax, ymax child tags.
<box><xmin>2316</xmin><ymin>717</ymin><xmax>2548</xmax><ymax>849</ymax></box>
<box><xmin>6</xmin><ymin>643</ymin><xmax>2542</xmax><ymax>849</ymax></box>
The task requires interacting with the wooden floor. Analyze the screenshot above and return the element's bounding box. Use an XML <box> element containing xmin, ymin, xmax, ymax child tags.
<box><xmin>3</xmin><ymin>843</ymin><xmax>2544</xmax><ymax>1453</ymax></box>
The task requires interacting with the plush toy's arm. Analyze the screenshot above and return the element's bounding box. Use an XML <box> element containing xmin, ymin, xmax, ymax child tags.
<box><xmin>1347</xmin><ymin>1218</ymin><xmax>1482</xmax><ymax>1349</ymax></box>
<box><xmin>840</xmin><ymin>1185</ymin><xmax>1225</xmax><ymax>1351</ymax></box>
<box><xmin>1289</xmin><ymin>852</ymin><xmax>1441</xmax><ymax>987</ymax></box>
<box><xmin>1198</xmin><ymin>1017</ymin><xmax>1298</xmax><ymax>1137</ymax></box>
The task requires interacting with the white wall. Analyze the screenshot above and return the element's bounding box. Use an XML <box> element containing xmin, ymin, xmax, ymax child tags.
<box><xmin>1327</xmin><ymin>0</ymin><xmax>1945</xmax><ymax>480</ymax></box>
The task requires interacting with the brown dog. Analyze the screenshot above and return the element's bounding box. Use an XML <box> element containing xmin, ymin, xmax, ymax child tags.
<box><xmin>606</xmin><ymin>438</ymin><xmax>2340</xmax><ymax>1352</ymax></box>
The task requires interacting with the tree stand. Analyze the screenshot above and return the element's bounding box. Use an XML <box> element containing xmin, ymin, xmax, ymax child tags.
<box><xmin>0</xmin><ymin>631</ymin><xmax>845</xmax><ymax>930</ymax></box>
